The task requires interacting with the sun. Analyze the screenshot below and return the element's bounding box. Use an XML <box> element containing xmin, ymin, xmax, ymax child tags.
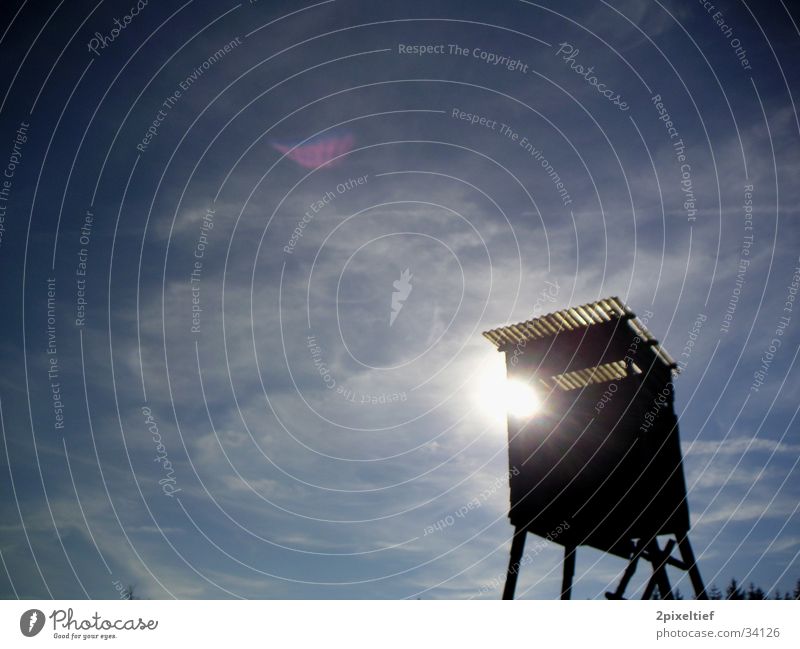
<box><xmin>504</xmin><ymin>379</ymin><xmax>541</xmax><ymax>418</ymax></box>
<box><xmin>476</xmin><ymin>355</ymin><xmax>541</xmax><ymax>423</ymax></box>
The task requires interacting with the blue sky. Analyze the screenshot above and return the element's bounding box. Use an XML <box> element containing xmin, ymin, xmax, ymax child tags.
<box><xmin>0</xmin><ymin>0</ymin><xmax>798</xmax><ymax>599</ymax></box>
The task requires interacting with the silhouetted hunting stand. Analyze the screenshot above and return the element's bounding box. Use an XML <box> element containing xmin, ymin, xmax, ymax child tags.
<box><xmin>483</xmin><ymin>297</ymin><xmax>706</xmax><ymax>600</ymax></box>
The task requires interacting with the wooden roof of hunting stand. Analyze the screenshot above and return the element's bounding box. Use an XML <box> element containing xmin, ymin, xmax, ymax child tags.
<box><xmin>482</xmin><ymin>296</ymin><xmax>678</xmax><ymax>390</ymax></box>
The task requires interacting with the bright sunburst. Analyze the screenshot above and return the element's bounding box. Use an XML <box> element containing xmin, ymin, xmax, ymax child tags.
<box><xmin>476</xmin><ymin>354</ymin><xmax>541</xmax><ymax>423</ymax></box>
<box><xmin>503</xmin><ymin>379</ymin><xmax>541</xmax><ymax>418</ymax></box>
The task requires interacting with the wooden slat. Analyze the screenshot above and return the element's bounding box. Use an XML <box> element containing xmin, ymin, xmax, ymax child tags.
<box><xmin>540</xmin><ymin>317</ymin><xmax>560</xmax><ymax>335</ymax></box>
<box><xmin>571</xmin><ymin>368</ymin><xmax>589</xmax><ymax>387</ymax></box>
<box><xmin>522</xmin><ymin>322</ymin><xmax>541</xmax><ymax>340</ymax></box>
<box><xmin>552</xmin><ymin>375</ymin><xmax>569</xmax><ymax>390</ymax></box>
<box><xmin>497</xmin><ymin>329</ymin><xmax>514</xmax><ymax>345</ymax></box>
<box><xmin>509</xmin><ymin>324</ymin><xmax>527</xmax><ymax>342</ymax></box>
<box><xmin>553</xmin><ymin>312</ymin><xmax>573</xmax><ymax>331</ymax></box>
<box><xmin>574</xmin><ymin>305</ymin><xmax>593</xmax><ymax>326</ymax></box>
<box><xmin>594</xmin><ymin>364</ymin><xmax>615</xmax><ymax>382</ymax></box>
<box><xmin>564</xmin><ymin>309</ymin><xmax>583</xmax><ymax>328</ymax></box>
<box><xmin>547</xmin><ymin>358</ymin><xmax>645</xmax><ymax>391</ymax></box>
<box><xmin>525</xmin><ymin>320</ymin><xmax>542</xmax><ymax>336</ymax></box>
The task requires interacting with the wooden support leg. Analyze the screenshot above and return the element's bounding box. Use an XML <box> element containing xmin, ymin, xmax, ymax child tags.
<box><xmin>606</xmin><ymin>539</ymin><xmax>645</xmax><ymax>599</ymax></box>
<box><xmin>502</xmin><ymin>527</ymin><xmax>526</xmax><ymax>600</ymax></box>
<box><xmin>642</xmin><ymin>539</ymin><xmax>675</xmax><ymax>600</ymax></box>
<box><xmin>654</xmin><ymin>542</ymin><xmax>676</xmax><ymax>600</ymax></box>
<box><xmin>642</xmin><ymin>569</ymin><xmax>659</xmax><ymax>599</ymax></box>
<box><xmin>561</xmin><ymin>544</ymin><xmax>577</xmax><ymax>600</ymax></box>
<box><xmin>677</xmin><ymin>533</ymin><xmax>708</xmax><ymax>599</ymax></box>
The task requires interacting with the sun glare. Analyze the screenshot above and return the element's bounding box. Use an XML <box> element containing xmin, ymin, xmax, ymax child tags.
<box><xmin>504</xmin><ymin>379</ymin><xmax>541</xmax><ymax>418</ymax></box>
<box><xmin>476</xmin><ymin>355</ymin><xmax>541</xmax><ymax>423</ymax></box>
